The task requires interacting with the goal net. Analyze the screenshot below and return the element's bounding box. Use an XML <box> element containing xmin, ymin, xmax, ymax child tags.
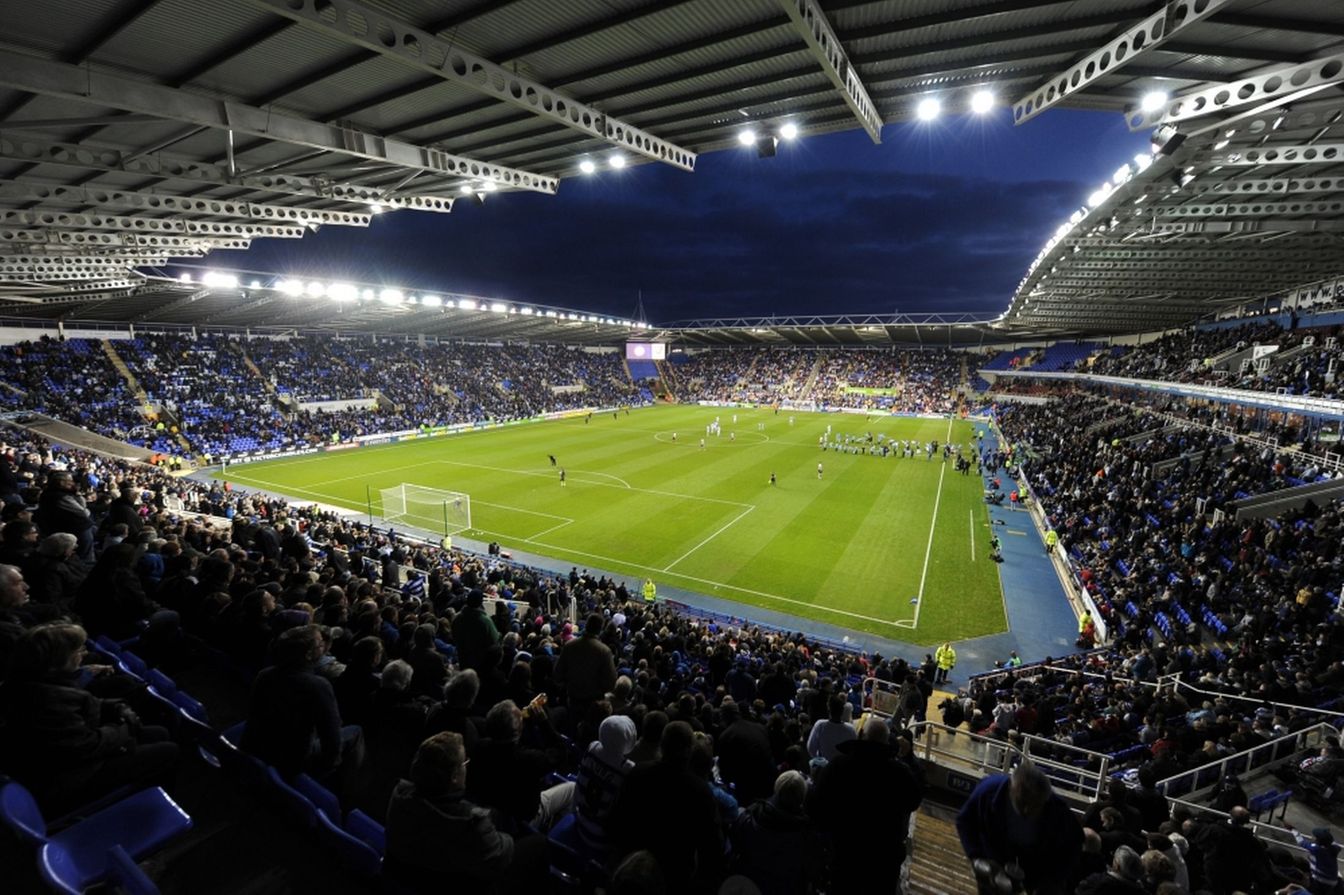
<box><xmin>379</xmin><ymin>484</ymin><xmax>471</xmax><ymax>535</ymax></box>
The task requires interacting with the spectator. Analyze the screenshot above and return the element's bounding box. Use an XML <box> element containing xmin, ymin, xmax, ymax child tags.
<box><xmin>572</xmin><ymin>713</ymin><xmax>638</xmax><ymax>855</ymax></box>
<box><xmin>384</xmin><ymin>731</ymin><xmax>546</xmax><ymax>894</ymax></box>
<box><xmin>730</xmin><ymin>769</ymin><xmax>826</xmax><ymax>895</ymax></box>
<box><xmin>805</xmin><ymin>692</ymin><xmax>856</xmax><ymax>763</ymax></box>
<box><xmin>450</xmin><ymin>589</ymin><xmax>498</xmax><ymax>672</ymax></box>
<box><xmin>0</xmin><ymin>622</ymin><xmax>178</xmax><ymax>813</ymax></box>
<box><xmin>242</xmin><ymin>624</ymin><xmax>364</xmax><ymax>788</ymax></box>
<box><xmin>956</xmin><ymin>761</ymin><xmax>1083</xmax><ymax>895</ymax></box>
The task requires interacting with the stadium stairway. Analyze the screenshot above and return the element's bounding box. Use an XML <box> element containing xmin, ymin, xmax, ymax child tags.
<box><xmin>101</xmin><ymin>339</ymin><xmax>152</xmax><ymax>414</ymax></box>
<box><xmin>908</xmin><ymin>806</ymin><xmax>978</xmax><ymax>895</ymax></box>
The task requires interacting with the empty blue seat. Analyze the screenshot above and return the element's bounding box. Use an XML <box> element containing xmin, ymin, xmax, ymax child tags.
<box><xmin>315</xmin><ymin>809</ymin><xmax>382</xmax><ymax>878</ymax></box>
<box><xmin>1</xmin><ymin>781</ymin><xmax>191</xmax><ymax>895</ymax></box>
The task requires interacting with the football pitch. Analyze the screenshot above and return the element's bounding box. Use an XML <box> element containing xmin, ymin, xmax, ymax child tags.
<box><xmin>216</xmin><ymin>405</ymin><xmax>1007</xmax><ymax>645</ymax></box>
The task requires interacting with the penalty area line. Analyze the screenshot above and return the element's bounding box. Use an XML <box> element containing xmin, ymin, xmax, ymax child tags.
<box><xmin>662</xmin><ymin>505</ymin><xmax>755</xmax><ymax>572</ymax></box>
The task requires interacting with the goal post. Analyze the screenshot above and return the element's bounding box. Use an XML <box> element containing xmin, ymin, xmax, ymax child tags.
<box><xmin>378</xmin><ymin>484</ymin><xmax>471</xmax><ymax>536</ymax></box>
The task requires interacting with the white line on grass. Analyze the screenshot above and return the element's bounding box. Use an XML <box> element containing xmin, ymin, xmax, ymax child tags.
<box><xmin>573</xmin><ymin>471</ymin><xmax>632</xmax><ymax>488</ymax></box>
<box><xmin>661</xmin><ymin>505</ymin><xmax>756</xmax><ymax>572</ymax></box>
<box><xmin>469</xmin><ymin>499</ymin><xmax>572</xmax><ymax>522</ymax></box>
<box><xmin>433</xmin><ymin>460</ymin><xmax>753</xmax><ymax>508</ymax></box>
<box><xmin>970</xmin><ymin>508</ymin><xmax>975</xmax><ymax>561</ymax></box>
<box><xmin>528</xmin><ymin>519</ymin><xmax>575</xmax><ymax>539</ymax></box>
<box><xmin>911</xmin><ymin>417</ymin><xmax>954</xmax><ymax>629</ymax></box>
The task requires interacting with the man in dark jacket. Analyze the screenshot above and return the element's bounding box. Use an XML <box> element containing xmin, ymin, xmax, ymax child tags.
<box><xmin>716</xmin><ymin>699</ymin><xmax>777</xmax><ymax>806</ymax></box>
<box><xmin>450</xmin><ymin>590</ymin><xmax>499</xmax><ymax>671</ymax></box>
<box><xmin>812</xmin><ymin>719</ymin><xmax>924</xmax><ymax>894</ymax></box>
<box><xmin>34</xmin><ymin>470</ymin><xmax>94</xmax><ymax>560</ymax></box>
<box><xmin>609</xmin><ymin>720</ymin><xmax>724</xmax><ymax>890</ymax></box>
<box><xmin>731</xmin><ymin>769</ymin><xmax>826</xmax><ymax>895</ymax></box>
<box><xmin>1193</xmin><ymin>806</ymin><xmax>1271</xmax><ymax>895</ymax></box>
<box><xmin>242</xmin><ymin>624</ymin><xmax>363</xmax><ymax>785</ymax></box>
<box><xmin>104</xmin><ymin>485</ymin><xmax>144</xmax><ymax>539</ymax></box>
<box><xmin>956</xmin><ymin>761</ymin><xmax>1083</xmax><ymax>895</ymax></box>
<box><xmin>465</xmin><ymin>697</ymin><xmax>556</xmax><ymax>829</ymax></box>
<box><xmin>554</xmin><ymin>612</ymin><xmax>617</xmax><ymax>708</ymax></box>
<box><xmin>385</xmin><ymin>731</ymin><xmax>545</xmax><ymax>894</ymax></box>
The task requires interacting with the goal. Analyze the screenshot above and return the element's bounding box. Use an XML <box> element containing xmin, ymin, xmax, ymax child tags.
<box><xmin>379</xmin><ymin>484</ymin><xmax>472</xmax><ymax>536</ymax></box>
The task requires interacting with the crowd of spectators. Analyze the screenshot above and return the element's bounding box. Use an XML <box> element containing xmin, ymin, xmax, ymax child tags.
<box><xmin>0</xmin><ymin>334</ymin><xmax>642</xmax><ymax>460</ymax></box>
<box><xmin>0</xmin><ymin>422</ymin><xmax>947</xmax><ymax>893</ymax></box>
<box><xmin>1087</xmin><ymin>322</ymin><xmax>1341</xmax><ymax>399</ymax></box>
<box><xmin>669</xmin><ymin>346</ymin><xmax>962</xmax><ymax>413</ymax></box>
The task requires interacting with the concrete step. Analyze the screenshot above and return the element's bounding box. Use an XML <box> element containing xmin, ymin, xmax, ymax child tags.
<box><xmin>908</xmin><ymin>806</ymin><xmax>978</xmax><ymax>895</ymax></box>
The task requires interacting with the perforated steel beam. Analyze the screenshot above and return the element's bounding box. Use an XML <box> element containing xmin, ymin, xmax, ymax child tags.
<box><xmin>0</xmin><ymin>137</ymin><xmax>453</xmax><ymax>211</ymax></box>
<box><xmin>0</xmin><ymin>53</ymin><xmax>556</xmax><ymax>194</ymax></box>
<box><xmin>776</xmin><ymin>0</ymin><xmax>882</xmax><ymax>143</ymax></box>
<box><xmin>1129</xmin><ymin>53</ymin><xmax>1344</xmax><ymax>130</ymax></box>
<box><xmin>0</xmin><ymin>181</ymin><xmax>375</xmax><ymax>227</ymax></box>
<box><xmin>249</xmin><ymin>0</ymin><xmax>695</xmax><ymax>172</ymax></box>
<box><xmin>1014</xmin><ymin>0</ymin><xmax>1236</xmax><ymax>125</ymax></box>
<box><xmin>1205</xmin><ymin>143</ymin><xmax>1344</xmax><ymax>166</ymax></box>
<box><xmin>0</xmin><ymin>209</ymin><xmax>306</xmax><ymax>240</ymax></box>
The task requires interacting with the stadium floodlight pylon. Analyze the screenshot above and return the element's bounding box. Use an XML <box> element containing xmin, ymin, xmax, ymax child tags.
<box><xmin>379</xmin><ymin>484</ymin><xmax>471</xmax><ymax>536</ymax></box>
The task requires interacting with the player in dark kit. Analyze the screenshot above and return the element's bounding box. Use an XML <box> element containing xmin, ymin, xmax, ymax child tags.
<box><xmin>549</xmin><ymin>454</ymin><xmax>557</xmax><ymax>466</ymax></box>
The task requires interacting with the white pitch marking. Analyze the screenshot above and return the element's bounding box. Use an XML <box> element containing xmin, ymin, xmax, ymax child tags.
<box><xmin>970</xmin><ymin>508</ymin><xmax>975</xmax><ymax>561</ymax></box>
<box><xmin>662</xmin><ymin>505</ymin><xmax>755</xmax><ymax>572</ymax></box>
<box><xmin>911</xmin><ymin>416</ymin><xmax>954</xmax><ymax>629</ymax></box>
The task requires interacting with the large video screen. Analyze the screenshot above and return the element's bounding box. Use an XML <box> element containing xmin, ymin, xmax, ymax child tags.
<box><xmin>625</xmin><ymin>342</ymin><xmax>666</xmax><ymax>361</ymax></box>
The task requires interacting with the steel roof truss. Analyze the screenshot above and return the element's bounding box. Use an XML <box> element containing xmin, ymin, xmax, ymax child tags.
<box><xmin>1132</xmin><ymin>52</ymin><xmax>1344</xmax><ymax>130</ymax></box>
<box><xmin>248</xmin><ymin>0</ymin><xmax>695</xmax><ymax>172</ymax></box>
<box><xmin>776</xmin><ymin>0</ymin><xmax>883</xmax><ymax>143</ymax></box>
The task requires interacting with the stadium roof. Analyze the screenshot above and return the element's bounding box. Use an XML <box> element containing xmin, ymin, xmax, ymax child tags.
<box><xmin>2</xmin><ymin>0</ymin><xmax>1344</xmax><ymax>342</ymax></box>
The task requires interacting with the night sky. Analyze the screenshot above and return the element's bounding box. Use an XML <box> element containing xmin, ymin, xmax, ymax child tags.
<box><xmin>207</xmin><ymin>106</ymin><xmax>1152</xmax><ymax>325</ymax></box>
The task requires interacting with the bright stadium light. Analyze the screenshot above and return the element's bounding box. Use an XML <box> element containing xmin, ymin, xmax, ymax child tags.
<box><xmin>609</xmin><ymin>153</ymin><xmax>626</xmax><ymax>169</ymax></box>
<box><xmin>1134</xmin><ymin>152</ymin><xmax>1154</xmax><ymax>171</ymax></box>
<box><xmin>970</xmin><ymin>90</ymin><xmax>995</xmax><ymax>114</ymax></box>
<box><xmin>179</xmin><ymin>273</ymin><xmax>193</xmax><ymax>283</ymax></box>
<box><xmin>916</xmin><ymin>97</ymin><xmax>941</xmax><ymax>121</ymax></box>
<box><xmin>202</xmin><ymin>271</ymin><xmax>238</xmax><ymax>289</ymax></box>
<box><xmin>490</xmin><ymin>302</ymin><xmax>508</xmax><ymax>313</ymax></box>
<box><xmin>328</xmin><ymin>283</ymin><xmax>356</xmax><ymax>302</ymax></box>
<box><xmin>1112</xmin><ymin>163</ymin><xmax>1133</xmax><ymax>185</ymax></box>
<box><xmin>305</xmin><ymin>281</ymin><xmax>326</xmax><ymax>298</ymax></box>
<box><xmin>421</xmin><ymin>294</ymin><xmax>442</xmax><ymax>307</ymax></box>
<box><xmin>249</xmin><ymin>280</ymin><xmax>262</xmax><ymax>290</ymax></box>
<box><xmin>379</xmin><ymin>288</ymin><xmax>404</xmax><ymax>306</ymax></box>
<box><xmin>521</xmin><ymin>307</ymin><xmax>534</xmax><ymax>315</ymax></box>
<box><xmin>1140</xmin><ymin>91</ymin><xmax>1168</xmax><ymax>113</ymax></box>
<box><xmin>278</xmin><ymin>279</ymin><xmax>303</xmax><ymax>296</ymax></box>
<box><xmin>579</xmin><ymin>159</ymin><xmax>596</xmax><ymax>175</ymax></box>
<box><xmin>779</xmin><ymin>122</ymin><xmax>799</xmax><ymax>140</ymax></box>
<box><xmin>369</xmin><ymin>202</ymin><xmax>384</xmax><ymax>214</ymax></box>
<box><xmin>738</xmin><ymin>129</ymin><xmax>757</xmax><ymax>147</ymax></box>
<box><xmin>545</xmin><ymin>310</ymin><xmax>557</xmax><ymax>318</ymax></box>
<box><xmin>481</xmin><ymin>180</ymin><xmax>497</xmax><ymax>192</ymax></box>
<box><xmin>458</xmin><ymin>184</ymin><xmax>473</xmax><ymax>195</ymax></box>
<box><xmin>444</xmin><ymin>299</ymin><xmax>456</xmax><ymax>308</ymax></box>
<box><xmin>1087</xmin><ymin>185</ymin><xmax>1111</xmax><ymax>207</ymax></box>
<box><xmin>361</xmin><ymin>288</ymin><xmax>375</xmax><ymax>301</ymax></box>
<box><xmin>458</xmin><ymin>298</ymin><xmax>477</xmax><ymax>310</ymax></box>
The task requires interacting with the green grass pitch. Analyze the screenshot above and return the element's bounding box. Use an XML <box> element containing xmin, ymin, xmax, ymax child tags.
<box><xmin>216</xmin><ymin>405</ymin><xmax>1006</xmax><ymax>645</ymax></box>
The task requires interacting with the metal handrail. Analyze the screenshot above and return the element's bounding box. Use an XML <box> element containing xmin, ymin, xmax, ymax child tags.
<box><xmin>903</xmin><ymin>719</ymin><xmax>1112</xmax><ymax>803</ymax></box>
<box><xmin>1154</xmin><ymin>721</ymin><xmax>1338</xmax><ymax>797</ymax></box>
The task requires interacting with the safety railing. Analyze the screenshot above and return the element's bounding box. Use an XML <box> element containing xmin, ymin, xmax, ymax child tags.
<box><xmin>1154</xmin><ymin>721</ymin><xmax>1338</xmax><ymax>799</ymax></box>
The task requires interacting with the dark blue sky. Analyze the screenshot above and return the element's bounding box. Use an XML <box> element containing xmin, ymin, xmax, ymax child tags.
<box><xmin>209</xmin><ymin>107</ymin><xmax>1151</xmax><ymax>324</ymax></box>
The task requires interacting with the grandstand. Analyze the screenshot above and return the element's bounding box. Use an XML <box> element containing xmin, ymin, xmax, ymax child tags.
<box><xmin>4</xmin><ymin>3</ymin><xmax>1344</xmax><ymax>895</ymax></box>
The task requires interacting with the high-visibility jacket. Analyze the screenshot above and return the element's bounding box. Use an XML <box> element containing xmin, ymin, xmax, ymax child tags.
<box><xmin>642</xmin><ymin>580</ymin><xmax>657</xmax><ymax>602</ymax></box>
<box><xmin>1045</xmin><ymin>530</ymin><xmax>1059</xmax><ymax>549</ymax></box>
<box><xmin>935</xmin><ymin>645</ymin><xmax>956</xmax><ymax>671</ymax></box>
<box><xmin>1078</xmin><ymin>612</ymin><xmax>1092</xmax><ymax>634</ymax></box>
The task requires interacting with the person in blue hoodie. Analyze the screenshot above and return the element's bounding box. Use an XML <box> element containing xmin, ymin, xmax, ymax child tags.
<box><xmin>956</xmin><ymin>761</ymin><xmax>1083</xmax><ymax>895</ymax></box>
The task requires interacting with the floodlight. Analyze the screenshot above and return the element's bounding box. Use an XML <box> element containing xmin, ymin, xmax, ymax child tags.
<box><xmin>1087</xmin><ymin>184</ymin><xmax>1112</xmax><ymax>207</ymax></box>
<box><xmin>481</xmin><ymin>180</ymin><xmax>497</xmax><ymax>192</ymax></box>
<box><xmin>249</xmin><ymin>280</ymin><xmax>262</xmax><ymax>289</ymax></box>
<box><xmin>361</xmin><ymin>289</ymin><xmax>374</xmax><ymax>301</ymax></box>
<box><xmin>779</xmin><ymin>122</ymin><xmax>799</xmax><ymax>140</ymax></box>
<box><xmin>444</xmin><ymin>299</ymin><xmax>456</xmax><ymax>308</ymax></box>
<box><xmin>490</xmin><ymin>302</ymin><xmax>507</xmax><ymax>313</ymax></box>
<box><xmin>521</xmin><ymin>307</ymin><xmax>534</xmax><ymax>315</ymax></box>
<box><xmin>1134</xmin><ymin>152</ymin><xmax>1154</xmax><ymax>171</ymax></box>
<box><xmin>1112</xmin><ymin>164</ymin><xmax>1132</xmax><ymax>185</ymax></box>
<box><xmin>738</xmin><ymin>129</ymin><xmax>757</xmax><ymax>146</ymax></box>
<box><xmin>458</xmin><ymin>184</ymin><xmax>473</xmax><ymax>195</ymax></box>
<box><xmin>421</xmin><ymin>294</ymin><xmax>442</xmax><ymax>307</ymax></box>
<box><xmin>305</xmin><ymin>281</ymin><xmax>326</xmax><ymax>297</ymax></box>
<box><xmin>328</xmin><ymin>283</ymin><xmax>356</xmax><ymax>302</ymax></box>
<box><xmin>1140</xmin><ymin>91</ymin><xmax>1168</xmax><ymax>113</ymax></box>
<box><xmin>458</xmin><ymin>298</ymin><xmax>477</xmax><ymax>310</ymax></box>
<box><xmin>609</xmin><ymin>153</ymin><xmax>626</xmax><ymax>169</ymax></box>
<box><xmin>970</xmin><ymin>91</ymin><xmax>995</xmax><ymax>114</ymax></box>
<box><xmin>545</xmin><ymin>310</ymin><xmax>557</xmax><ymax>318</ymax></box>
<box><xmin>579</xmin><ymin>159</ymin><xmax>596</xmax><ymax>174</ymax></box>
<box><xmin>379</xmin><ymin>289</ymin><xmax>404</xmax><ymax>305</ymax></box>
<box><xmin>179</xmin><ymin>273</ymin><xmax>193</xmax><ymax>283</ymax></box>
<box><xmin>278</xmin><ymin>279</ymin><xmax>303</xmax><ymax>296</ymax></box>
<box><xmin>202</xmin><ymin>272</ymin><xmax>238</xmax><ymax>289</ymax></box>
<box><xmin>369</xmin><ymin>202</ymin><xmax>383</xmax><ymax>214</ymax></box>
<box><xmin>916</xmin><ymin>98</ymin><xmax>941</xmax><ymax>121</ymax></box>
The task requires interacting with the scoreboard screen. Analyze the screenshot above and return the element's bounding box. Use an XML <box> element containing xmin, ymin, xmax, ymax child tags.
<box><xmin>625</xmin><ymin>342</ymin><xmax>666</xmax><ymax>361</ymax></box>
